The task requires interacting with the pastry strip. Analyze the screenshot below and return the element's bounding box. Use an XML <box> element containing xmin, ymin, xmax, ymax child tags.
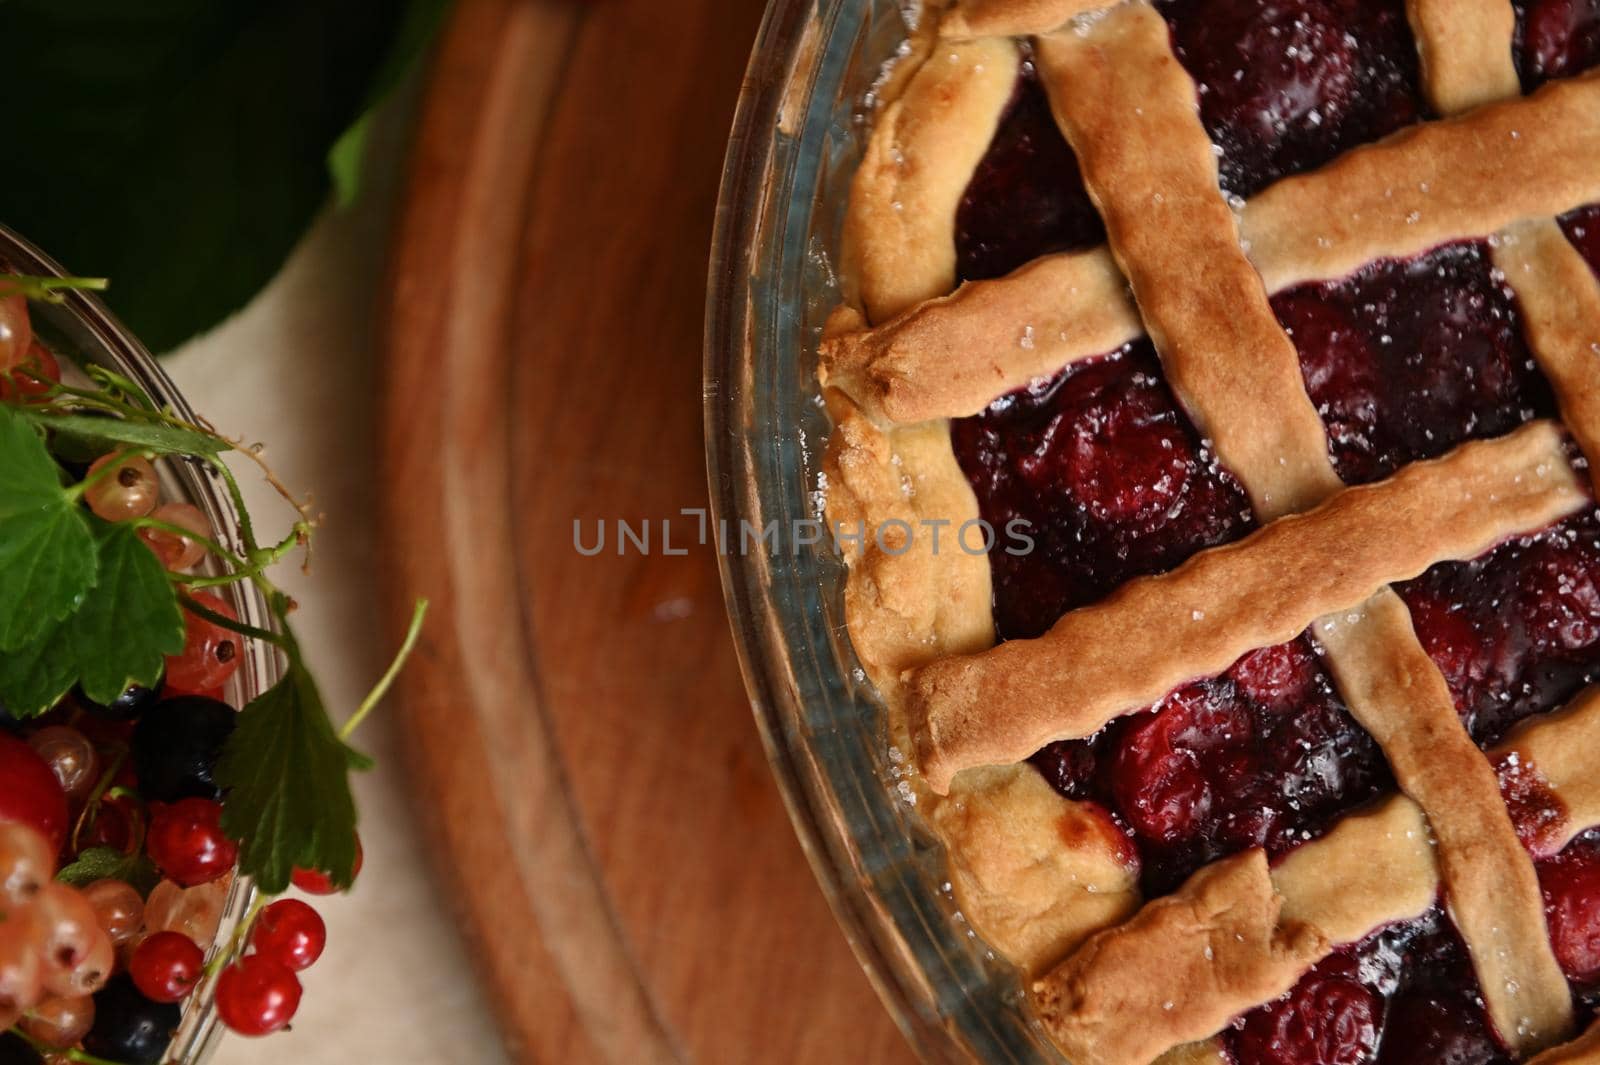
<box><xmin>909</xmin><ymin>421</ymin><xmax>1586</xmax><ymax>793</ymax></box>
<box><xmin>828</xmin><ymin>70</ymin><xmax>1600</xmax><ymax>424</ymax></box>
<box><xmin>841</xmin><ymin>36</ymin><xmax>1019</xmax><ymax>324</ymax></box>
<box><xmin>1495</xmin><ymin>687</ymin><xmax>1600</xmax><ymax>858</ymax></box>
<box><xmin>819</xmin><ymin>248</ymin><xmax>1136</xmax><ymax>421</ymax></box>
<box><xmin>1033</xmin><ymin>3</ymin><xmax>1342</xmax><ymax>519</ymax></box>
<box><xmin>1495</xmin><ymin>219</ymin><xmax>1600</xmax><ymax>493</ymax></box>
<box><xmin>1401</xmin><ymin>5</ymin><xmax>1600</xmax><ymax>1045</ymax></box>
<box><xmin>1241</xmin><ymin>70</ymin><xmax>1600</xmax><ymax>293</ymax></box>
<box><xmin>1031</xmin><ymin>851</ymin><xmax>1329</xmax><ymax>1065</ymax></box>
<box><xmin>1316</xmin><ymin>587</ymin><xmax>1573</xmax><ymax>1050</ymax></box>
<box><xmin>1404</xmin><ymin>0</ymin><xmax>1520</xmax><ymax>113</ymax></box>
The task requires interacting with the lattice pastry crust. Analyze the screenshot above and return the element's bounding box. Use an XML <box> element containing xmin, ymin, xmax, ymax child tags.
<box><xmin>819</xmin><ymin>0</ymin><xmax>1600</xmax><ymax>1061</ymax></box>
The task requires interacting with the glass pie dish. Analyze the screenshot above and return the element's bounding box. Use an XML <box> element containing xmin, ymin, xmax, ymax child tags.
<box><xmin>0</xmin><ymin>223</ymin><xmax>279</xmax><ymax>1064</ymax></box>
<box><xmin>705</xmin><ymin>3</ymin><xmax>1059</xmax><ymax>1061</ymax></box>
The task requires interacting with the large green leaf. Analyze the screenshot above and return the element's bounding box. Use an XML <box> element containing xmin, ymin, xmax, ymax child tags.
<box><xmin>216</xmin><ymin>660</ymin><xmax>364</xmax><ymax>894</ymax></box>
<box><xmin>0</xmin><ymin>2</ymin><xmax>422</xmax><ymax>351</ymax></box>
<box><xmin>0</xmin><ymin>407</ymin><xmax>96</xmax><ymax>651</ymax></box>
<box><xmin>0</xmin><ymin>624</ymin><xmax>78</xmax><ymax>719</ymax></box>
<box><xmin>69</xmin><ymin>521</ymin><xmax>186</xmax><ymax>705</ymax></box>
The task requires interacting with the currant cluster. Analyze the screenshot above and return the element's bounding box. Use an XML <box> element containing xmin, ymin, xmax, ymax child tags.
<box><xmin>0</xmin><ymin>285</ymin><xmax>374</xmax><ymax>1063</ymax></box>
<box><xmin>1</xmin><ymin>710</ymin><xmax>349</xmax><ymax>1063</ymax></box>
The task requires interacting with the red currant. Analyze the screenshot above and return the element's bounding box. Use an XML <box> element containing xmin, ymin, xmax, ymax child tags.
<box><xmin>78</xmin><ymin>793</ymin><xmax>138</xmax><ymax>854</ymax></box>
<box><xmin>292</xmin><ymin>834</ymin><xmax>363</xmax><ymax>895</ymax></box>
<box><xmin>128</xmin><ymin>931</ymin><xmax>205</xmax><ymax>1004</ymax></box>
<box><xmin>0</xmin><ymin>822</ymin><xmax>55</xmax><ymax>905</ymax></box>
<box><xmin>0</xmin><ymin>340</ymin><xmax>60</xmax><ymax>401</ymax></box>
<box><xmin>145</xmin><ymin>798</ymin><xmax>237</xmax><ymax>887</ymax></box>
<box><xmin>20</xmin><ymin>993</ymin><xmax>95</xmax><ymax>1048</ymax></box>
<box><xmin>27</xmin><ymin>725</ymin><xmax>98</xmax><ymax>803</ymax></box>
<box><xmin>32</xmin><ymin>883</ymin><xmax>114</xmax><ymax>998</ymax></box>
<box><xmin>81</xmin><ymin>879</ymin><xmax>144</xmax><ymax>946</ymax></box>
<box><xmin>0</xmin><ymin>293</ymin><xmax>31</xmax><ymax>371</ymax></box>
<box><xmin>84</xmin><ymin>452</ymin><xmax>160</xmax><ymax>522</ymax></box>
<box><xmin>0</xmin><ymin>734</ymin><xmax>70</xmax><ymax>853</ymax></box>
<box><xmin>216</xmin><ymin>955</ymin><xmax>302</xmax><ymax>1037</ymax></box>
<box><xmin>165</xmin><ymin>592</ymin><xmax>243</xmax><ymax>693</ymax></box>
<box><xmin>143</xmin><ymin>878</ymin><xmax>229</xmax><ymax>947</ymax></box>
<box><xmin>251</xmin><ymin>899</ymin><xmax>326</xmax><ymax>971</ymax></box>
<box><xmin>0</xmin><ymin>907</ymin><xmax>43</xmax><ymax>1016</ymax></box>
<box><xmin>137</xmin><ymin>502</ymin><xmax>210</xmax><ymax>571</ymax></box>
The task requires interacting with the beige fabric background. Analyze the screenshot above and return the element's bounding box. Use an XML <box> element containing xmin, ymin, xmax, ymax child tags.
<box><xmin>163</xmin><ymin>91</ymin><xmax>509</xmax><ymax>1065</ymax></box>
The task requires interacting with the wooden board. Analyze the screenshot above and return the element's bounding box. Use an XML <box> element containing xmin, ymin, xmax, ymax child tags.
<box><xmin>377</xmin><ymin>1</ymin><xmax>919</xmax><ymax>1062</ymax></box>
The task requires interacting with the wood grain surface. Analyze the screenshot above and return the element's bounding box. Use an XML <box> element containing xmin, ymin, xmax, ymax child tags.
<box><xmin>378</xmin><ymin>1</ymin><xmax>918</xmax><ymax>1062</ymax></box>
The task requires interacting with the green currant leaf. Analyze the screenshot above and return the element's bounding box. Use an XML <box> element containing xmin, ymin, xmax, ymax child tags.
<box><xmin>0</xmin><ymin>625</ymin><xmax>77</xmax><ymax>719</ymax></box>
<box><xmin>0</xmin><ymin>406</ymin><xmax>97</xmax><ymax>651</ymax></box>
<box><xmin>69</xmin><ymin>522</ymin><xmax>186</xmax><ymax>706</ymax></box>
<box><xmin>56</xmin><ymin>847</ymin><xmax>159</xmax><ymax>895</ymax></box>
<box><xmin>21</xmin><ymin>411</ymin><xmax>230</xmax><ymax>459</ymax></box>
<box><xmin>216</xmin><ymin>660</ymin><xmax>361</xmax><ymax>894</ymax></box>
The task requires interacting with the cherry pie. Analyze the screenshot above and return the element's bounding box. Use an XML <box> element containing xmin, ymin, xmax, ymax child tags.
<box><xmin>817</xmin><ymin>1</ymin><xmax>1600</xmax><ymax>1062</ymax></box>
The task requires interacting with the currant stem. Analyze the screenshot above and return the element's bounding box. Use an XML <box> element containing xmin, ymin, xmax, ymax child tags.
<box><xmin>0</xmin><ymin>274</ymin><xmax>109</xmax><ymax>303</ymax></box>
<box><xmin>69</xmin><ymin>745</ymin><xmax>130</xmax><ymax>855</ymax></box>
<box><xmin>203</xmin><ymin>893</ymin><xmax>269</xmax><ymax>982</ymax></box>
<box><xmin>339</xmin><ymin>599</ymin><xmax>429</xmax><ymax>742</ymax></box>
<box><xmin>180</xmin><ymin>592</ymin><xmax>288</xmax><ymax>650</ymax></box>
<box><xmin>132</xmin><ymin>515</ymin><xmax>247</xmax><ymax>572</ymax></box>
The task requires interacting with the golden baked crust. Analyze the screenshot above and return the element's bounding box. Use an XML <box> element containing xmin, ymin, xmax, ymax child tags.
<box><xmin>1406</xmin><ymin>0</ymin><xmax>1520</xmax><ymax>113</ymax></box>
<box><xmin>1032</xmin><ymin>850</ymin><xmax>1328</xmax><ymax>1065</ymax></box>
<box><xmin>909</xmin><ymin>421</ymin><xmax>1586</xmax><ymax>792</ymax></box>
<box><xmin>841</xmin><ymin>36</ymin><xmax>1019</xmax><ymax>324</ymax></box>
<box><xmin>1316</xmin><ymin>589</ymin><xmax>1573</xmax><ymax>1049</ymax></box>
<box><xmin>1271</xmin><ymin>796</ymin><xmax>1438</xmax><ymax>946</ymax></box>
<box><xmin>931</xmin><ymin>765</ymin><xmax>1141</xmax><ymax>975</ymax></box>
<box><xmin>818</xmin><ymin>0</ymin><xmax>1600</xmax><ymax>1058</ymax></box>
<box><xmin>821</xmin><ymin>387</ymin><xmax>994</xmax><ymax>694</ymax></box>
<box><xmin>821</xmin><ymin>63</ymin><xmax>1146</xmax><ymax>985</ymax></box>
<box><xmin>1495</xmin><ymin>687</ymin><xmax>1600</xmax><ymax>857</ymax></box>
<box><xmin>1035</xmin><ymin>3</ymin><xmax>1342</xmax><ymax>520</ymax></box>
<box><xmin>1494</xmin><ymin>220</ymin><xmax>1600</xmax><ymax>494</ymax></box>
<box><xmin>1243</xmin><ymin>70</ymin><xmax>1600</xmax><ymax>293</ymax></box>
<box><xmin>819</xmin><ymin>248</ymin><xmax>1135</xmax><ymax>421</ymax></box>
<box><xmin>1031</xmin><ymin>690</ymin><xmax>1600</xmax><ymax>1062</ymax></box>
<box><xmin>828</xmin><ymin>71</ymin><xmax>1600</xmax><ymax>426</ymax></box>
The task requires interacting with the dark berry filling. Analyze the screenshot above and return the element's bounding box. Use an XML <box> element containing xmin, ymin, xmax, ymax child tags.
<box><xmin>1227</xmin><ymin>908</ymin><xmax>1507</xmax><ymax>1065</ymax></box>
<box><xmin>955</xmin><ymin>63</ymin><xmax>1105</xmax><ymax>283</ymax></box>
<box><xmin>1563</xmin><ymin>205</ymin><xmax>1600</xmax><ymax>278</ymax></box>
<box><xmin>1538</xmin><ymin>829</ymin><xmax>1600</xmax><ymax>993</ymax></box>
<box><xmin>1398</xmin><ymin>509</ymin><xmax>1600</xmax><ymax>746</ymax></box>
<box><xmin>1515</xmin><ymin>0</ymin><xmax>1600</xmax><ymax>87</ymax></box>
<box><xmin>1159</xmin><ymin>0</ymin><xmax>1425</xmax><ymax>199</ymax></box>
<box><xmin>950</xmin><ymin>343</ymin><xmax>1252</xmax><ymax>641</ymax></box>
<box><xmin>1272</xmin><ymin>241</ymin><xmax>1555</xmax><ymax>486</ymax></box>
<box><xmin>951</xmin><ymin>340</ymin><xmax>1387</xmax><ymax>894</ymax></box>
<box><xmin>1033</xmin><ymin>638</ymin><xmax>1391</xmax><ymax>895</ymax></box>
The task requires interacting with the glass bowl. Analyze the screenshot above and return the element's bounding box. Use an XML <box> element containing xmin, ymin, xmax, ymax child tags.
<box><xmin>0</xmin><ymin>223</ymin><xmax>280</xmax><ymax>1064</ymax></box>
<box><xmin>705</xmin><ymin>3</ymin><xmax>1061</xmax><ymax>1062</ymax></box>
